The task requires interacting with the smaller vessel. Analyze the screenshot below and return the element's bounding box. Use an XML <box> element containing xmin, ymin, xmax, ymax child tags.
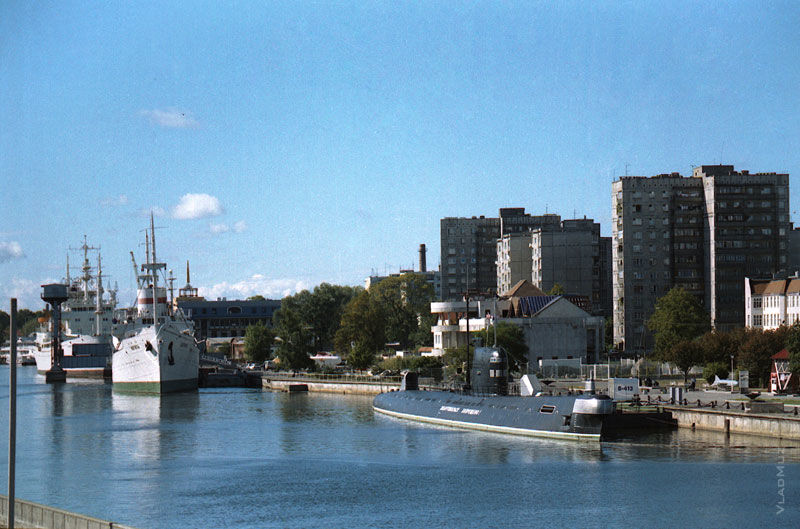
<box><xmin>112</xmin><ymin>215</ymin><xmax>199</xmax><ymax>393</ymax></box>
<box><xmin>33</xmin><ymin>238</ymin><xmax>117</xmax><ymax>378</ymax></box>
<box><xmin>374</xmin><ymin>346</ymin><xmax>615</xmax><ymax>442</ymax></box>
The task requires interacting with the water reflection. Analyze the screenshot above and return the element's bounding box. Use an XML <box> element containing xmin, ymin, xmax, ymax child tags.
<box><xmin>2</xmin><ymin>368</ymin><xmax>798</xmax><ymax>529</ymax></box>
<box><xmin>110</xmin><ymin>390</ymin><xmax>200</xmax><ymax>464</ymax></box>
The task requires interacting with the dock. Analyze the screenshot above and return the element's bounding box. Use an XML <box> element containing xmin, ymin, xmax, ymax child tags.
<box><xmin>262</xmin><ymin>374</ymin><xmax>402</xmax><ymax>395</ymax></box>
<box><xmin>1</xmin><ymin>494</ymin><xmax>137</xmax><ymax>529</ymax></box>
<box><xmin>663</xmin><ymin>404</ymin><xmax>800</xmax><ymax>440</ymax></box>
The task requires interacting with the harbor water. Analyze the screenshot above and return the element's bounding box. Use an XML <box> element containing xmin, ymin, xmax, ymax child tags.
<box><xmin>1</xmin><ymin>367</ymin><xmax>798</xmax><ymax>528</ymax></box>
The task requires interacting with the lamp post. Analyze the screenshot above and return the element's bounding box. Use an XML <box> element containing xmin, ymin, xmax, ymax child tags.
<box><xmin>730</xmin><ymin>354</ymin><xmax>735</xmax><ymax>394</ymax></box>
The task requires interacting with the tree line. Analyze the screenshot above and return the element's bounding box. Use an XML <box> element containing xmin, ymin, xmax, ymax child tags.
<box><xmin>243</xmin><ymin>274</ymin><xmax>438</xmax><ymax>371</ymax></box>
<box><xmin>1</xmin><ymin>309</ymin><xmax>47</xmax><ymax>344</ymax></box>
<box><xmin>648</xmin><ymin>287</ymin><xmax>800</xmax><ymax>386</ymax></box>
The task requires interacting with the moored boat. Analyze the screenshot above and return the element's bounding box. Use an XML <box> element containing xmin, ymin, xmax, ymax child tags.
<box><xmin>111</xmin><ymin>215</ymin><xmax>199</xmax><ymax>393</ymax></box>
<box><xmin>33</xmin><ymin>238</ymin><xmax>117</xmax><ymax>378</ymax></box>
<box><xmin>373</xmin><ymin>346</ymin><xmax>615</xmax><ymax>441</ymax></box>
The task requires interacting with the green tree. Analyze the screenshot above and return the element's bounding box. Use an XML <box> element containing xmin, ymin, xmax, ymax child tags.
<box><xmin>786</xmin><ymin>322</ymin><xmax>800</xmax><ymax>378</ymax></box>
<box><xmin>243</xmin><ymin>322</ymin><xmax>274</xmax><ymax>363</ymax></box>
<box><xmin>647</xmin><ymin>287</ymin><xmax>710</xmax><ymax>360</ymax></box>
<box><xmin>670</xmin><ymin>339</ymin><xmax>704</xmax><ymax>383</ymax></box>
<box><xmin>334</xmin><ymin>290</ymin><xmax>386</xmax><ymax>362</ymax></box>
<box><xmin>247</xmin><ymin>295</ymin><xmax>266</xmax><ymax>301</ymax></box>
<box><xmin>699</xmin><ymin>329</ymin><xmax>742</xmax><ymax>365</ymax></box>
<box><xmin>739</xmin><ymin>327</ymin><xmax>787</xmax><ymax>387</ymax></box>
<box><xmin>370</xmin><ymin>273</ymin><xmax>434</xmax><ymax>349</ymax></box>
<box><xmin>279</xmin><ymin>284</ymin><xmax>361</xmax><ymax>352</ymax></box>
<box><xmin>547</xmin><ymin>283</ymin><xmax>566</xmax><ymax>296</ymax></box>
<box><xmin>703</xmin><ymin>362</ymin><xmax>730</xmax><ymax>385</ymax></box>
<box><xmin>347</xmin><ymin>342</ymin><xmax>376</xmax><ymax>372</ymax></box>
<box><xmin>0</xmin><ymin>310</ymin><xmax>9</xmax><ymax>343</ymax></box>
<box><xmin>273</xmin><ymin>306</ymin><xmax>313</xmax><ymax>370</ymax></box>
<box><xmin>486</xmin><ymin>321</ymin><xmax>528</xmax><ymax>372</ymax></box>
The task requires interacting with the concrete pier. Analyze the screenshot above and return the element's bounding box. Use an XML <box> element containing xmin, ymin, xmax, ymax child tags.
<box><xmin>262</xmin><ymin>375</ymin><xmax>400</xmax><ymax>395</ymax></box>
<box><xmin>664</xmin><ymin>405</ymin><xmax>800</xmax><ymax>440</ymax></box>
<box><xmin>1</xmin><ymin>494</ymin><xmax>137</xmax><ymax>529</ymax></box>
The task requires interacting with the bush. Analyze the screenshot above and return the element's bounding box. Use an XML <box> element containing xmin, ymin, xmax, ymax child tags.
<box><xmin>376</xmin><ymin>355</ymin><xmax>443</xmax><ymax>381</ymax></box>
<box><xmin>703</xmin><ymin>362</ymin><xmax>730</xmax><ymax>385</ymax></box>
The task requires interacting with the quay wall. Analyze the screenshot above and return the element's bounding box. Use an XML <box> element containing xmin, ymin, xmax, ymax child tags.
<box><xmin>1</xmin><ymin>494</ymin><xmax>137</xmax><ymax>529</ymax></box>
<box><xmin>664</xmin><ymin>406</ymin><xmax>800</xmax><ymax>440</ymax></box>
<box><xmin>262</xmin><ymin>376</ymin><xmax>400</xmax><ymax>395</ymax></box>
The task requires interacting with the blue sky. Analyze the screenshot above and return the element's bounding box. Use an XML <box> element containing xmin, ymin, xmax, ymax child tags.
<box><xmin>2</xmin><ymin>1</ymin><xmax>800</xmax><ymax>309</ymax></box>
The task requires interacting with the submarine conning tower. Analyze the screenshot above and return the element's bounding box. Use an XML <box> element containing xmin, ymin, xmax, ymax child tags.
<box><xmin>471</xmin><ymin>346</ymin><xmax>508</xmax><ymax>395</ymax></box>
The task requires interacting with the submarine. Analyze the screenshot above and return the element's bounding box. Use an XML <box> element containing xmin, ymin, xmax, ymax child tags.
<box><xmin>373</xmin><ymin>346</ymin><xmax>616</xmax><ymax>442</ymax></box>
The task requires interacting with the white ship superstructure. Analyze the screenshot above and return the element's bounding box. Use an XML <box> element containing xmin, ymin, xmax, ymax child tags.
<box><xmin>34</xmin><ymin>238</ymin><xmax>117</xmax><ymax>377</ymax></box>
<box><xmin>112</xmin><ymin>215</ymin><xmax>199</xmax><ymax>393</ymax></box>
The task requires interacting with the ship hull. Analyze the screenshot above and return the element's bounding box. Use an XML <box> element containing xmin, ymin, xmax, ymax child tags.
<box><xmin>33</xmin><ymin>336</ymin><xmax>112</xmax><ymax>378</ymax></box>
<box><xmin>373</xmin><ymin>390</ymin><xmax>614</xmax><ymax>442</ymax></box>
<box><xmin>112</xmin><ymin>322</ymin><xmax>198</xmax><ymax>394</ymax></box>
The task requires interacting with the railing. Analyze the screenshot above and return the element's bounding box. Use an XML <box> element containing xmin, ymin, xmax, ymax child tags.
<box><xmin>264</xmin><ymin>371</ymin><xmax>404</xmax><ymax>385</ymax></box>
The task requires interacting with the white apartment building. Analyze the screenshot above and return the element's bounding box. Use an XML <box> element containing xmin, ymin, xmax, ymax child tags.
<box><xmin>744</xmin><ymin>277</ymin><xmax>800</xmax><ymax>329</ymax></box>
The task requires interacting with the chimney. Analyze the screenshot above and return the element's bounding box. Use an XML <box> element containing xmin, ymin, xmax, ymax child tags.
<box><xmin>419</xmin><ymin>244</ymin><xmax>427</xmax><ymax>273</ymax></box>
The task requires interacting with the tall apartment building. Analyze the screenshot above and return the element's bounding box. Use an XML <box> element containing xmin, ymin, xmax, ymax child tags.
<box><xmin>440</xmin><ymin>208</ymin><xmax>560</xmax><ymax>300</ymax></box>
<box><xmin>496</xmin><ymin>233</ymin><xmax>532</xmax><ymax>295</ymax></box>
<box><xmin>530</xmin><ymin>218</ymin><xmax>612</xmax><ymax>318</ymax></box>
<box><xmin>612</xmin><ymin>165</ymin><xmax>790</xmax><ymax>352</ymax></box>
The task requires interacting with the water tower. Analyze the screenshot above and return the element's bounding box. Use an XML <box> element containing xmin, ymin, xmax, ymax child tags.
<box><xmin>41</xmin><ymin>283</ymin><xmax>68</xmax><ymax>383</ymax></box>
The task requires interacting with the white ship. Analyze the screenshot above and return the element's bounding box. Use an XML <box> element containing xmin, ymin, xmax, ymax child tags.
<box><xmin>112</xmin><ymin>215</ymin><xmax>199</xmax><ymax>393</ymax></box>
<box><xmin>33</xmin><ymin>238</ymin><xmax>118</xmax><ymax>378</ymax></box>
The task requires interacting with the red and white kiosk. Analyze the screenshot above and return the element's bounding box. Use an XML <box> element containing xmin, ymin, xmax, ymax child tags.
<box><xmin>770</xmin><ymin>349</ymin><xmax>799</xmax><ymax>395</ymax></box>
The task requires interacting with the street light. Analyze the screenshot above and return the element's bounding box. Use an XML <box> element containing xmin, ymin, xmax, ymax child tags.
<box><xmin>730</xmin><ymin>354</ymin><xmax>735</xmax><ymax>394</ymax></box>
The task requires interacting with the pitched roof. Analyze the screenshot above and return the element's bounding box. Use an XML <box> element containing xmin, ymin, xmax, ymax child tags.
<box><xmin>515</xmin><ymin>295</ymin><xmax>561</xmax><ymax>317</ymax></box>
<box><xmin>503</xmin><ymin>280</ymin><xmax>546</xmax><ymax>298</ymax></box>
<box><xmin>764</xmin><ymin>280</ymin><xmax>788</xmax><ymax>295</ymax></box>
<box><xmin>787</xmin><ymin>279</ymin><xmax>800</xmax><ymax>294</ymax></box>
<box><xmin>772</xmin><ymin>348</ymin><xmax>789</xmax><ymax>360</ymax></box>
<box><xmin>750</xmin><ymin>280</ymin><xmax>770</xmax><ymax>295</ymax></box>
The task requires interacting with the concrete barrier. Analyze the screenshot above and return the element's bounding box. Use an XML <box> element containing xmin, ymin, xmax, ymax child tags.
<box><xmin>263</xmin><ymin>377</ymin><xmax>400</xmax><ymax>395</ymax></box>
<box><xmin>664</xmin><ymin>406</ymin><xmax>800</xmax><ymax>440</ymax></box>
<box><xmin>1</xmin><ymin>494</ymin><xmax>137</xmax><ymax>529</ymax></box>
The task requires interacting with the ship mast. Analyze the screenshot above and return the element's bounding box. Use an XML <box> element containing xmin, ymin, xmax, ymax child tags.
<box><xmin>142</xmin><ymin>213</ymin><xmax>166</xmax><ymax>323</ymax></box>
<box><xmin>73</xmin><ymin>235</ymin><xmax>99</xmax><ymax>301</ymax></box>
<box><xmin>94</xmin><ymin>254</ymin><xmax>104</xmax><ymax>336</ymax></box>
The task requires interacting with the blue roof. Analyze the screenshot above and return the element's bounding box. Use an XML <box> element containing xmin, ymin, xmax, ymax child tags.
<box><xmin>517</xmin><ymin>295</ymin><xmax>561</xmax><ymax>317</ymax></box>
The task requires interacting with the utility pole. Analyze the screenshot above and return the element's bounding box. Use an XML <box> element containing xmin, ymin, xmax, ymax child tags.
<box><xmin>8</xmin><ymin>299</ymin><xmax>17</xmax><ymax>529</ymax></box>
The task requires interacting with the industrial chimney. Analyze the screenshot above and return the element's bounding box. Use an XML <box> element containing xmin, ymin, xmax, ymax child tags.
<box><xmin>419</xmin><ymin>243</ymin><xmax>427</xmax><ymax>273</ymax></box>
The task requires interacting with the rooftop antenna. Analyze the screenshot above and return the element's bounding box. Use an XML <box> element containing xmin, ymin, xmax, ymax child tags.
<box><xmin>65</xmin><ymin>253</ymin><xmax>70</xmax><ymax>284</ymax></box>
<box><xmin>625</xmin><ymin>163</ymin><xmax>630</xmax><ymax>177</ymax></box>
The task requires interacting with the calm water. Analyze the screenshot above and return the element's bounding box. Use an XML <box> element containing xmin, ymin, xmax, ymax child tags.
<box><xmin>0</xmin><ymin>367</ymin><xmax>798</xmax><ymax>528</ymax></box>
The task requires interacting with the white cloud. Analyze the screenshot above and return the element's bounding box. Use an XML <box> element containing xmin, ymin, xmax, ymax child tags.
<box><xmin>172</xmin><ymin>193</ymin><xmax>223</xmax><ymax>220</ymax></box>
<box><xmin>140</xmin><ymin>108</ymin><xmax>200</xmax><ymax>128</ymax></box>
<box><xmin>101</xmin><ymin>194</ymin><xmax>129</xmax><ymax>207</ymax></box>
<box><xmin>209</xmin><ymin>220</ymin><xmax>247</xmax><ymax>235</ymax></box>
<box><xmin>1</xmin><ymin>278</ymin><xmax>48</xmax><ymax>310</ymax></box>
<box><xmin>0</xmin><ymin>241</ymin><xmax>24</xmax><ymax>263</ymax></box>
<box><xmin>198</xmin><ymin>275</ymin><xmax>310</xmax><ymax>300</ymax></box>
